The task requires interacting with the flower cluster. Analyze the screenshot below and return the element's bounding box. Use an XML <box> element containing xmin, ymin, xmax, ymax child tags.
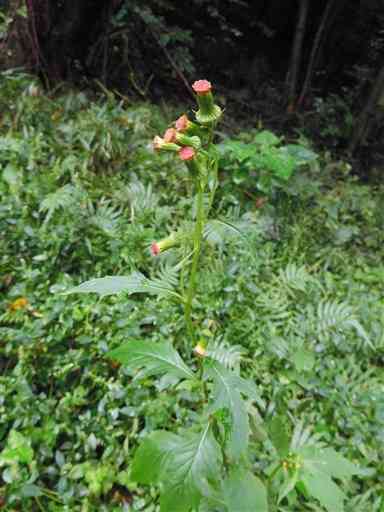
<box><xmin>152</xmin><ymin>79</ymin><xmax>221</xmax><ymax>163</ymax></box>
<box><xmin>150</xmin><ymin>79</ymin><xmax>222</xmax><ymax>256</ymax></box>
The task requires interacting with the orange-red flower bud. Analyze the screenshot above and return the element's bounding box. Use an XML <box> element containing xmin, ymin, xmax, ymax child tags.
<box><xmin>179</xmin><ymin>146</ymin><xmax>195</xmax><ymax>161</ymax></box>
<box><xmin>192</xmin><ymin>80</ymin><xmax>212</xmax><ymax>96</ymax></box>
<box><xmin>151</xmin><ymin>242</ymin><xmax>161</xmax><ymax>256</ymax></box>
<box><xmin>150</xmin><ymin>232</ymin><xmax>180</xmax><ymax>256</ymax></box>
<box><xmin>175</xmin><ymin>114</ymin><xmax>190</xmax><ymax>132</ymax></box>
<box><xmin>163</xmin><ymin>128</ymin><xmax>177</xmax><ymax>143</ymax></box>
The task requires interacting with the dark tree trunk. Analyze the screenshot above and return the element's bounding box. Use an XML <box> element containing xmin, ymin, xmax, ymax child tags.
<box><xmin>297</xmin><ymin>0</ymin><xmax>340</xmax><ymax>107</ymax></box>
<box><xmin>348</xmin><ymin>62</ymin><xmax>384</xmax><ymax>155</ymax></box>
<box><xmin>0</xmin><ymin>0</ymin><xmax>32</xmax><ymax>70</ymax></box>
<box><xmin>1</xmin><ymin>0</ymin><xmax>120</xmax><ymax>81</ymax></box>
<box><xmin>287</xmin><ymin>0</ymin><xmax>310</xmax><ymax>113</ymax></box>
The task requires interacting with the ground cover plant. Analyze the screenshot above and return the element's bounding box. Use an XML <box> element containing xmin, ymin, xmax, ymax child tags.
<box><xmin>0</xmin><ymin>72</ymin><xmax>384</xmax><ymax>511</ymax></box>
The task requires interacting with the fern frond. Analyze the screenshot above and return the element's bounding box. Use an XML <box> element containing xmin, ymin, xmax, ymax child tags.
<box><xmin>290</xmin><ymin>421</ymin><xmax>323</xmax><ymax>451</ymax></box>
<box><xmin>155</xmin><ymin>263</ymin><xmax>181</xmax><ymax>289</ymax></box>
<box><xmin>40</xmin><ymin>184</ymin><xmax>85</xmax><ymax>224</ymax></box>
<box><xmin>317</xmin><ymin>300</ymin><xmax>372</xmax><ymax>348</ymax></box>
<box><xmin>88</xmin><ymin>198</ymin><xmax>122</xmax><ymax>236</ymax></box>
<box><xmin>206</xmin><ymin>341</ymin><xmax>244</xmax><ymax>370</ymax></box>
<box><xmin>126</xmin><ymin>270</ymin><xmax>181</xmax><ymax>300</ymax></box>
<box><xmin>114</xmin><ymin>180</ymin><xmax>159</xmax><ymax>215</ymax></box>
<box><xmin>268</xmin><ymin>335</ymin><xmax>291</xmax><ymax>360</ymax></box>
<box><xmin>278</xmin><ymin>263</ymin><xmax>313</xmax><ymax>294</ymax></box>
<box><xmin>254</xmin><ymin>291</ymin><xmax>291</xmax><ymax>324</ymax></box>
<box><xmin>204</xmin><ymin>216</ymin><xmax>256</xmax><ymax>246</ymax></box>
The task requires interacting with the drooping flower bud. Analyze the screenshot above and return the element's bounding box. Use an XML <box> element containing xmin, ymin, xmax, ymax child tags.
<box><xmin>179</xmin><ymin>146</ymin><xmax>196</xmax><ymax>161</ymax></box>
<box><xmin>163</xmin><ymin>128</ymin><xmax>177</xmax><ymax>143</ymax></box>
<box><xmin>152</xmin><ymin>135</ymin><xmax>179</xmax><ymax>153</ymax></box>
<box><xmin>150</xmin><ymin>232</ymin><xmax>179</xmax><ymax>256</ymax></box>
<box><xmin>150</xmin><ymin>242</ymin><xmax>161</xmax><ymax>256</ymax></box>
<box><xmin>192</xmin><ymin>79</ymin><xmax>222</xmax><ymax>125</ymax></box>
<box><xmin>175</xmin><ymin>114</ymin><xmax>202</xmax><ymax>136</ymax></box>
<box><xmin>175</xmin><ymin>114</ymin><xmax>191</xmax><ymax>132</ymax></box>
<box><xmin>175</xmin><ymin>133</ymin><xmax>201</xmax><ymax>150</ymax></box>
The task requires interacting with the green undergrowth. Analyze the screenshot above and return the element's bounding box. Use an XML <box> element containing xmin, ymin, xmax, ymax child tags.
<box><xmin>0</xmin><ymin>72</ymin><xmax>384</xmax><ymax>511</ymax></box>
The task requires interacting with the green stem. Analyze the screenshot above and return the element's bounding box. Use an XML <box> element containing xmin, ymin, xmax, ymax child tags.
<box><xmin>268</xmin><ymin>463</ymin><xmax>282</xmax><ymax>483</ymax></box>
<box><xmin>41</xmin><ymin>490</ymin><xmax>63</xmax><ymax>504</ymax></box>
<box><xmin>35</xmin><ymin>497</ymin><xmax>44</xmax><ymax>512</ymax></box>
<box><xmin>183</xmin><ymin>124</ymin><xmax>216</xmax><ymax>348</ymax></box>
<box><xmin>207</xmin><ymin>155</ymin><xmax>218</xmax><ymax>216</ymax></box>
<box><xmin>185</xmin><ymin>180</ymin><xmax>205</xmax><ymax>344</ymax></box>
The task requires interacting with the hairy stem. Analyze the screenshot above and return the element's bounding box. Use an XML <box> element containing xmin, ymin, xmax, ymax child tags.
<box><xmin>185</xmin><ymin>179</ymin><xmax>205</xmax><ymax>343</ymax></box>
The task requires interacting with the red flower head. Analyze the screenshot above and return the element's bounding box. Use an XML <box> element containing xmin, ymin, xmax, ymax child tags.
<box><xmin>150</xmin><ymin>242</ymin><xmax>161</xmax><ymax>256</ymax></box>
<box><xmin>175</xmin><ymin>114</ymin><xmax>190</xmax><ymax>132</ymax></box>
<box><xmin>179</xmin><ymin>146</ymin><xmax>195</xmax><ymax>161</ymax></box>
<box><xmin>192</xmin><ymin>80</ymin><xmax>212</xmax><ymax>96</ymax></box>
<box><xmin>163</xmin><ymin>128</ymin><xmax>177</xmax><ymax>143</ymax></box>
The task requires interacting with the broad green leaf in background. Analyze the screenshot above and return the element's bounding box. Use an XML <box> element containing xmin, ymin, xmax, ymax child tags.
<box><xmin>0</xmin><ymin>430</ymin><xmax>34</xmax><ymax>465</ymax></box>
<box><xmin>108</xmin><ymin>340</ymin><xmax>195</xmax><ymax>381</ymax></box>
<box><xmin>219</xmin><ymin>140</ymin><xmax>257</xmax><ymax>162</ymax></box>
<box><xmin>222</xmin><ymin>468</ymin><xmax>268</xmax><ymax>512</ymax></box>
<box><xmin>253</xmin><ymin>130</ymin><xmax>281</xmax><ymax>147</ymax></box>
<box><xmin>2</xmin><ymin>163</ymin><xmax>23</xmax><ymax>192</ymax></box>
<box><xmin>264</xmin><ymin>149</ymin><xmax>296</xmax><ymax>180</ymax></box>
<box><xmin>281</xmin><ymin>144</ymin><xmax>318</xmax><ymax>165</ymax></box>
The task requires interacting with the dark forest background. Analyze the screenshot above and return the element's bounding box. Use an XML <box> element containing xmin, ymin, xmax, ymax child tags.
<box><xmin>1</xmin><ymin>0</ymin><xmax>384</xmax><ymax>168</ymax></box>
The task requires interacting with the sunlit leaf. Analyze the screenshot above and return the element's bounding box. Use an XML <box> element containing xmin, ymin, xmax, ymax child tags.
<box><xmin>108</xmin><ymin>340</ymin><xmax>195</xmax><ymax>381</ymax></box>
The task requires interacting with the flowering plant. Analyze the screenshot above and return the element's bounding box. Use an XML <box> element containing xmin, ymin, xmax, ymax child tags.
<box><xmin>68</xmin><ymin>80</ymin><xmax>359</xmax><ymax>512</ymax></box>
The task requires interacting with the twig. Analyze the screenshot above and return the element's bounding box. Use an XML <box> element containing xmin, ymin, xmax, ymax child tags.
<box><xmin>148</xmin><ymin>28</ymin><xmax>195</xmax><ymax>100</ymax></box>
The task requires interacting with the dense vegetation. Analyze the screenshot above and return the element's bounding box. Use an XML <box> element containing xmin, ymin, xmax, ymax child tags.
<box><xmin>1</xmin><ymin>0</ymin><xmax>383</xmax><ymax>168</ymax></box>
<box><xmin>1</xmin><ymin>71</ymin><xmax>384</xmax><ymax>511</ymax></box>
